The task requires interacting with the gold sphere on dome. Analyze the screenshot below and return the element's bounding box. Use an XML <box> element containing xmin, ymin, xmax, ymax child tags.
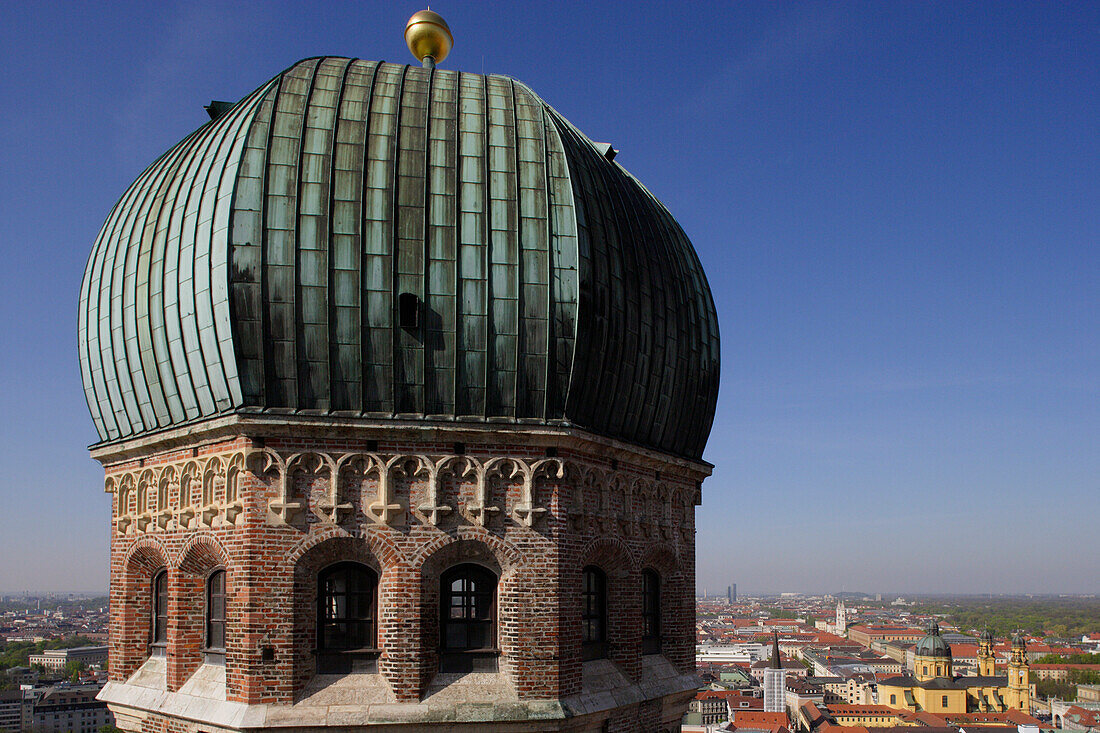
<box><xmin>405</xmin><ymin>10</ymin><xmax>453</xmax><ymax>65</ymax></box>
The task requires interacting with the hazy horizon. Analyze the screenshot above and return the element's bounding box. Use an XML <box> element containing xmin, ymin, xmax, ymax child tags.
<box><xmin>1</xmin><ymin>1</ymin><xmax>1096</xmax><ymax>595</ymax></box>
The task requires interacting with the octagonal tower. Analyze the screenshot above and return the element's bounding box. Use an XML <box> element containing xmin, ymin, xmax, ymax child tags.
<box><xmin>81</xmin><ymin>39</ymin><xmax>719</xmax><ymax>733</ymax></box>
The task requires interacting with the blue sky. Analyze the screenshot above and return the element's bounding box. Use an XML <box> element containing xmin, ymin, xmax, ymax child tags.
<box><xmin>0</xmin><ymin>1</ymin><xmax>1096</xmax><ymax>594</ymax></box>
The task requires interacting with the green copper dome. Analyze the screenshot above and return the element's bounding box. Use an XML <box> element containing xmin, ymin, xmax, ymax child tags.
<box><xmin>78</xmin><ymin>57</ymin><xmax>720</xmax><ymax>459</ymax></box>
<box><xmin>915</xmin><ymin>621</ymin><xmax>951</xmax><ymax>658</ymax></box>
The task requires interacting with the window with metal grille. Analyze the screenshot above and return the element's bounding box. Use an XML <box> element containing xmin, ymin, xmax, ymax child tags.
<box><xmin>206</xmin><ymin>570</ymin><xmax>226</xmax><ymax>652</ymax></box>
<box><xmin>641</xmin><ymin>569</ymin><xmax>661</xmax><ymax>655</ymax></box>
<box><xmin>440</xmin><ymin>564</ymin><xmax>497</xmax><ymax>672</ymax></box>
<box><xmin>582</xmin><ymin>566</ymin><xmax>607</xmax><ymax>661</ymax></box>
<box><xmin>151</xmin><ymin>570</ymin><xmax>168</xmax><ymax>649</ymax></box>
<box><xmin>317</xmin><ymin>563</ymin><xmax>377</xmax><ymax>673</ymax></box>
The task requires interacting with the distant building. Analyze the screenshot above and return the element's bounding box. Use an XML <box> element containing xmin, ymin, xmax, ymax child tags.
<box><xmin>764</xmin><ymin>634</ymin><xmax>788</xmax><ymax>713</ymax></box>
<box><xmin>847</xmin><ymin>624</ymin><xmax>924</xmax><ymax>648</ymax></box>
<box><xmin>785</xmin><ymin>678</ymin><xmax>825</xmax><ymax>711</ymax></box>
<box><xmin>0</xmin><ymin>690</ymin><xmax>30</xmax><ymax>733</ymax></box>
<box><xmin>698</xmin><ymin>642</ymin><xmax>770</xmax><ymax>665</ymax></box>
<box><xmin>829</xmin><ymin>600</ymin><xmax>848</xmax><ymax>636</ymax></box>
<box><xmin>689</xmin><ymin>690</ymin><xmax>762</xmax><ymax>726</ymax></box>
<box><xmin>730</xmin><ymin>584</ymin><xmax>737</xmax><ymax>603</ymax></box>
<box><xmin>1031</xmin><ymin>664</ymin><xmax>1100</xmax><ymax>682</ymax></box>
<box><xmin>27</xmin><ymin>646</ymin><xmax>107</xmax><ymax>671</ymax></box>
<box><xmin>751</xmin><ymin>657</ymin><xmax>809</xmax><ymax>683</ymax></box>
<box><xmin>4</xmin><ymin>666</ymin><xmax>38</xmax><ymax>686</ymax></box>
<box><xmin>1058</xmin><ymin>705</ymin><xmax>1100</xmax><ymax>732</ymax></box>
<box><xmin>690</xmin><ymin>690</ymin><xmax>734</xmax><ymax>726</ymax></box>
<box><xmin>28</xmin><ymin>684</ymin><xmax>112</xmax><ymax>733</ymax></box>
<box><xmin>878</xmin><ymin>625</ymin><xmax>1031</xmax><ymax>714</ymax></box>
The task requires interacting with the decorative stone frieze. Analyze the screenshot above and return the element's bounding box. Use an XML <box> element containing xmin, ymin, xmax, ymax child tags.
<box><xmin>106</xmin><ymin>450</ymin><xmax>248</xmax><ymax>535</ymax></box>
<box><xmin>245</xmin><ymin>450</ymin><xmax>565</xmax><ymax>531</ymax></box>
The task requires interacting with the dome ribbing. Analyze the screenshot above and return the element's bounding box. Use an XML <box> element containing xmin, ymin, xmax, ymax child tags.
<box><xmin>78</xmin><ymin>57</ymin><xmax>719</xmax><ymax>459</ymax></box>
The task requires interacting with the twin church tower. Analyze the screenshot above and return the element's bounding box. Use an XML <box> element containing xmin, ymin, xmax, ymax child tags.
<box><xmin>78</xmin><ymin>11</ymin><xmax>719</xmax><ymax>733</ymax></box>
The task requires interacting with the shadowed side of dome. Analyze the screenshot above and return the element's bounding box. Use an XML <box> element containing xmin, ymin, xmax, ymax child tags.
<box><xmin>541</xmin><ymin>102</ymin><xmax>719</xmax><ymax>459</ymax></box>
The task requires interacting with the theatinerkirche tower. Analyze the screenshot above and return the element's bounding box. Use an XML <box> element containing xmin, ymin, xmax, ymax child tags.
<box><xmin>79</xmin><ymin>11</ymin><xmax>719</xmax><ymax>732</ymax></box>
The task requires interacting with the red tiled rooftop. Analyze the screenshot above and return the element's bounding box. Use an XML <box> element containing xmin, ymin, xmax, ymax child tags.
<box><xmin>734</xmin><ymin>711</ymin><xmax>790</xmax><ymax>728</ymax></box>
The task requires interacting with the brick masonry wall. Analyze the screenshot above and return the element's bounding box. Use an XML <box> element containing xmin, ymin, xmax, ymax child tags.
<box><xmin>104</xmin><ymin>429</ymin><xmax>703</xmax><ymax>724</ymax></box>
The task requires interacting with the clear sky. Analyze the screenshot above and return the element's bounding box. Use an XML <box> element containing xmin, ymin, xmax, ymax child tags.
<box><xmin>0</xmin><ymin>1</ymin><xmax>1096</xmax><ymax>595</ymax></box>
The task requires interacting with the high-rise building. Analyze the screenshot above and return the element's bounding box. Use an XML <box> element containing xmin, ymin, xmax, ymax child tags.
<box><xmin>77</xmin><ymin>11</ymin><xmax>720</xmax><ymax>733</ymax></box>
<box><xmin>728</xmin><ymin>583</ymin><xmax>736</xmax><ymax>603</ymax></box>
<box><xmin>763</xmin><ymin>633</ymin><xmax>786</xmax><ymax>713</ymax></box>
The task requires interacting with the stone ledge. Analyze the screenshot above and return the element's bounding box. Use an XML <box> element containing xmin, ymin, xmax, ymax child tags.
<box><xmin>102</xmin><ymin>675</ymin><xmax>695</xmax><ymax>730</ymax></box>
<box><xmin>101</xmin><ymin>679</ymin><xmax>567</xmax><ymax>728</ymax></box>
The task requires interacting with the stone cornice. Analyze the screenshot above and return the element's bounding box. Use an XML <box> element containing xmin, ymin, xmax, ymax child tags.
<box><xmin>90</xmin><ymin>413</ymin><xmax>714</xmax><ymax>479</ymax></box>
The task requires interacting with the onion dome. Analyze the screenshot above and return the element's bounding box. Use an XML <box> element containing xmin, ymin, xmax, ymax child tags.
<box><xmin>78</xmin><ymin>57</ymin><xmax>720</xmax><ymax>459</ymax></box>
<box><xmin>1011</xmin><ymin>631</ymin><xmax>1026</xmax><ymax>648</ymax></box>
<box><xmin>980</xmin><ymin>629</ymin><xmax>994</xmax><ymax>643</ymax></box>
<box><xmin>914</xmin><ymin>621</ymin><xmax>951</xmax><ymax>658</ymax></box>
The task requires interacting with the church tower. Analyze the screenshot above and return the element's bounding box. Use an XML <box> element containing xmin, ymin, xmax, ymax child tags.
<box><xmin>77</xmin><ymin>11</ymin><xmax>720</xmax><ymax>733</ymax></box>
<box><xmin>1006</xmin><ymin>632</ymin><xmax>1030</xmax><ymax>712</ymax></box>
<box><xmin>835</xmin><ymin>600</ymin><xmax>846</xmax><ymax>635</ymax></box>
<box><xmin>977</xmin><ymin>629</ymin><xmax>996</xmax><ymax>677</ymax></box>
<box><xmin>763</xmin><ymin>633</ymin><xmax>786</xmax><ymax>713</ymax></box>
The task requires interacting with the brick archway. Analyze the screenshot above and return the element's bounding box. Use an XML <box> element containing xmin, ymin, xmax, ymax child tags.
<box><xmin>638</xmin><ymin>542</ymin><xmax>689</xmax><ymax>669</ymax></box>
<box><xmin>113</xmin><ymin>539</ymin><xmax>170</xmax><ymax>681</ymax></box>
<box><xmin>412</xmin><ymin>532</ymin><xmax>526</xmax><ymax>695</ymax></box>
<box><xmin>290</xmin><ymin>534</ymin><xmax>393</xmax><ymax>689</ymax></box>
<box><xmin>170</xmin><ymin>535</ymin><xmax>231</xmax><ymax>690</ymax></box>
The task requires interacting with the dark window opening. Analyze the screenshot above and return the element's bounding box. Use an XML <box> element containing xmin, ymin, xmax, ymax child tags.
<box><xmin>641</xmin><ymin>569</ymin><xmax>660</xmax><ymax>655</ymax></box>
<box><xmin>205</xmin><ymin>570</ymin><xmax>226</xmax><ymax>655</ymax></box>
<box><xmin>317</xmin><ymin>562</ymin><xmax>378</xmax><ymax>673</ymax></box>
<box><xmin>582</xmin><ymin>566</ymin><xmax>608</xmax><ymax>661</ymax></box>
<box><xmin>440</xmin><ymin>564</ymin><xmax>497</xmax><ymax>673</ymax></box>
<box><xmin>151</xmin><ymin>570</ymin><xmax>168</xmax><ymax>651</ymax></box>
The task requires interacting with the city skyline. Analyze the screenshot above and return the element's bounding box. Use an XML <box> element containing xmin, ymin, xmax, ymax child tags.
<box><xmin>0</xmin><ymin>1</ymin><xmax>1097</xmax><ymax>594</ymax></box>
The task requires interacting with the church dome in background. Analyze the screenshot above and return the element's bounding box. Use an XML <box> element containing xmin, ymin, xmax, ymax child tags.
<box><xmin>915</xmin><ymin>621</ymin><xmax>952</xmax><ymax>658</ymax></box>
<box><xmin>78</xmin><ymin>57</ymin><xmax>720</xmax><ymax>459</ymax></box>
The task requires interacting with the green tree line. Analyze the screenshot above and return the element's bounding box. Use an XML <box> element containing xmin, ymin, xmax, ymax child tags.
<box><xmin>762</xmin><ymin>608</ymin><xmax>800</xmax><ymax>620</ymax></box>
<box><xmin>910</xmin><ymin>598</ymin><xmax>1099</xmax><ymax>638</ymax></box>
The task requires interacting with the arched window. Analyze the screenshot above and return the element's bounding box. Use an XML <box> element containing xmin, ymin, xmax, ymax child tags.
<box><xmin>151</xmin><ymin>570</ymin><xmax>168</xmax><ymax>651</ymax></box>
<box><xmin>440</xmin><ymin>564</ymin><xmax>497</xmax><ymax>673</ymax></box>
<box><xmin>205</xmin><ymin>570</ymin><xmax>226</xmax><ymax>655</ymax></box>
<box><xmin>317</xmin><ymin>562</ymin><xmax>377</xmax><ymax>673</ymax></box>
<box><xmin>582</xmin><ymin>566</ymin><xmax>607</xmax><ymax>661</ymax></box>
<box><xmin>641</xmin><ymin>569</ymin><xmax>660</xmax><ymax>655</ymax></box>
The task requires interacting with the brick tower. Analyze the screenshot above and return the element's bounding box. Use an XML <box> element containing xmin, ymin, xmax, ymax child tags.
<box><xmin>79</xmin><ymin>14</ymin><xmax>719</xmax><ymax>733</ymax></box>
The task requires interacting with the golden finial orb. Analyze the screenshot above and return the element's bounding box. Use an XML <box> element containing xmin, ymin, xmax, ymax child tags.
<box><xmin>405</xmin><ymin>9</ymin><xmax>453</xmax><ymax>67</ymax></box>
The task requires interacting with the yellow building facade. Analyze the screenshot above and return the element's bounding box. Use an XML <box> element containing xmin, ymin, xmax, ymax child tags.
<box><xmin>879</xmin><ymin>625</ymin><xmax>1030</xmax><ymax>714</ymax></box>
